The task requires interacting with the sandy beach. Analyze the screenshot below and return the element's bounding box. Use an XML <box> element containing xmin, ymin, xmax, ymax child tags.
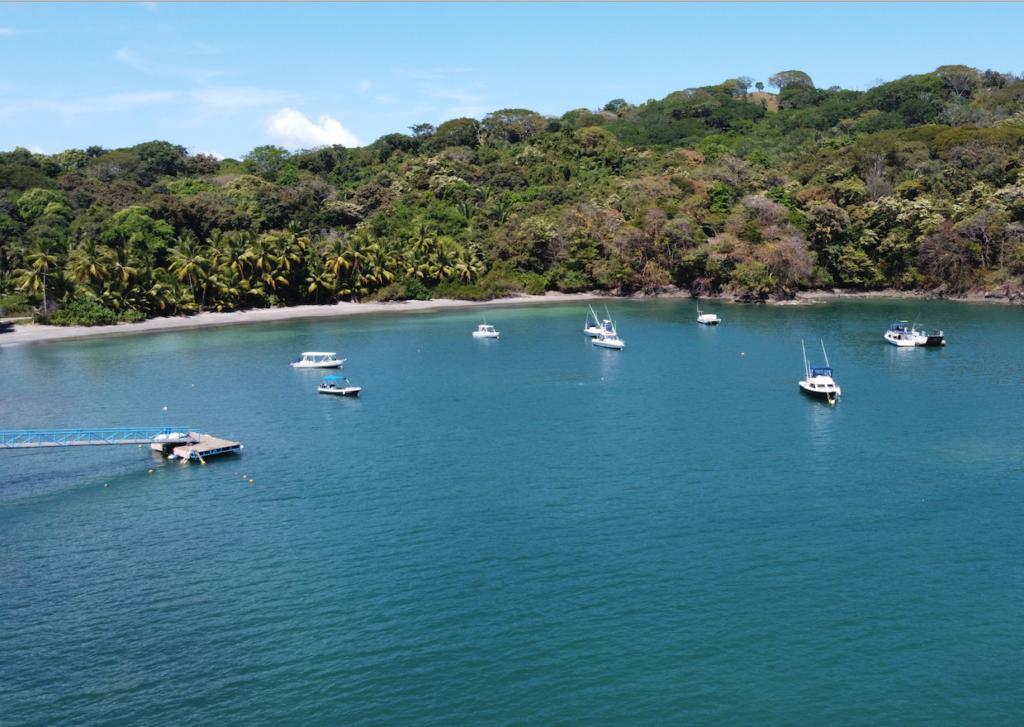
<box><xmin>0</xmin><ymin>293</ymin><xmax>609</xmax><ymax>348</ymax></box>
<box><xmin>2</xmin><ymin>287</ymin><xmax>1017</xmax><ymax>348</ymax></box>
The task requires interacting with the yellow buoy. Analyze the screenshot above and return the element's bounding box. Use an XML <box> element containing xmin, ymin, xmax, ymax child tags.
<box><xmin>249</xmin><ymin>479</ymin><xmax>253</xmax><ymax>483</ymax></box>
<box><xmin>104</xmin><ymin>483</ymin><xmax>108</xmax><ymax>487</ymax></box>
<box><xmin>742</xmin><ymin>352</ymin><xmax>745</xmax><ymax>356</ymax></box>
<box><xmin>149</xmin><ymin>469</ymin><xmax>153</xmax><ymax>473</ymax></box>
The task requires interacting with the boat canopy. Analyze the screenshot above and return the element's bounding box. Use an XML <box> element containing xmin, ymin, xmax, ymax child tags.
<box><xmin>809</xmin><ymin>366</ymin><xmax>833</xmax><ymax>377</ymax></box>
<box><xmin>322</xmin><ymin>375</ymin><xmax>346</xmax><ymax>381</ymax></box>
<box><xmin>302</xmin><ymin>352</ymin><xmax>336</xmax><ymax>357</ymax></box>
<box><xmin>890</xmin><ymin>323</ymin><xmax>910</xmax><ymax>332</ymax></box>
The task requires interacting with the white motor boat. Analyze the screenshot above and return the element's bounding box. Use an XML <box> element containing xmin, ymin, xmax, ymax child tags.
<box><xmin>318</xmin><ymin>375</ymin><xmax>361</xmax><ymax>396</ymax></box>
<box><xmin>884</xmin><ymin>322</ymin><xmax>921</xmax><ymax>347</ymax></box>
<box><xmin>593</xmin><ymin>331</ymin><xmax>625</xmax><ymax>350</ymax></box>
<box><xmin>697</xmin><ymin>307</ymin><xmax>721</xmax><ymax>325</ymax></box>
<box><xmin>885</xmin><ymin>321</ymin><xmax>945</xmax><ymax>347</ymax></box>
<box><xmin>799</xmin><ymin>340</ymin><xmax>840</xmax><ymax>403</ymax></box>
<box><xmin>291</xmin><ymin>352</ymin><xmax>345</xmax><ymax>369</ymax></box>
<box><xmin>472</xmin><ymin>318</ymin><xmax>500</xmax><ymax>338</ymax></box>
<box><xmin>583</xmin><ymin>305</ymin><xmax>615</xmax><ymax>337</ymax></box>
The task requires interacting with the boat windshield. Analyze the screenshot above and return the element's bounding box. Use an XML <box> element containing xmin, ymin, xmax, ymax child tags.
<box><xmin>890</xmin><ymin>324</ymin><xmax>909</xmax><ymax>332</ymax></box>
<box><xmin>810</xmin><ymin>366</ymin><xmax>833</xmax><ymax>378</ymax></box>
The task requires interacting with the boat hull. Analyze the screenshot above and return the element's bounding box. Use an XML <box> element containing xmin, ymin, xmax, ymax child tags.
<box><xmin>472</xmin><ymin>332</ymin><xmax>499</xmax><ymax>338</ymax></box>
<box><xmin>318</xmin><ymin>386</ymin><xmax>361</xmax><ymax>396</ymax></box>
<box><xmin>292</xmin><ymin>361</ymin><xmax>343</xmax><ymax>368</ymax></box>
<box><xmin>593</xmin><ymin>340</ymin><xmax>624</xmax><ymax>350</ymax></box>
<box><xmin>697</xmin><ymin>318</ymin><xmax>720</xmax><ymax>325</ymax></box>
<box><xmin>583</xmin><ymin>327</ymin><xmax>601</xmax><ymax>337</ymax></box>
<box><xmin>799</xmin><ymin>382</ymin><xmax>840</xmax><ymax>400</ymax></box>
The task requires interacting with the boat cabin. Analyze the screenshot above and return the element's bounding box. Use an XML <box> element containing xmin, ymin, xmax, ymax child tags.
<box><xmin>809</xmin><ymin>366</ymin><xmax>833</xmax><ymax>378</ymax></box>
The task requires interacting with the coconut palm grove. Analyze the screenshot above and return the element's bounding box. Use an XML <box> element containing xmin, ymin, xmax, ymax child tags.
<box><xmin>2</xmin><ymin>65</ymin><xmax>1024</xmax><ymax>325</ymax></box>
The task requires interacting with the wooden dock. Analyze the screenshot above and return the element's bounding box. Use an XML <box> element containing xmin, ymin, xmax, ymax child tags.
<box><xmin>170</xmin><ymin>432</ymin><xmax>242</xmax><ymax>462</ymax></box>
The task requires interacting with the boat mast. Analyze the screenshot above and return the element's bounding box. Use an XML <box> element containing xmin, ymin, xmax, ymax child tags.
<box><xmin>802</xmin><ymin>340</ymin><xmax>810</xmax><ymax>379</ymax></box>
<box><xmin>820</xmin><ymin>339</ymin><xmax>830</xmax><ymax>368</ymax></box>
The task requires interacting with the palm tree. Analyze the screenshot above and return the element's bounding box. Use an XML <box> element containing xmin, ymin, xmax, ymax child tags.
<box><xmin>17</xmin><ymin>239</ymin><xmax>61</xmax><ymax>313</ymax></box>
<box><xmin>67</xmin><ymin>238</ymin><xmax>108</xmax><ymax>287</ymax></box>
<box><xmin>305</xmin><ymin>261</ymin><xmax>334</xmax><ymax>303</ymax></box>
<box><xmin>454</xmin><ymin>249</ymin><xmax>485</xmax><ymax>282</ymax></box>
<box><xmin>167</xmin><ymin>235</ymin><xmax>207</xmax><ymax>301</ymax></box>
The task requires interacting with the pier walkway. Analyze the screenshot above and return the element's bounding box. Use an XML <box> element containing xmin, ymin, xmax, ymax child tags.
<box><xmin>0</xmin><ymin>427</ymin><xmax>241</xmax><ymax>460</ymax></box>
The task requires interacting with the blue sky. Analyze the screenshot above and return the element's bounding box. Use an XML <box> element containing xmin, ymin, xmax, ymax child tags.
<box><xmin>2</xmin><ymin>2</ymin><xmax>1023</xmax><ymax>159</ymax></box>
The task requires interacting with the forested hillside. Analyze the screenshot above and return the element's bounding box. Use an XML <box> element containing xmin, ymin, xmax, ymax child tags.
<box><xmin>3</xmin><ymin>65</ymin><xmax>1024</xmax><ymax>323</ymax></box>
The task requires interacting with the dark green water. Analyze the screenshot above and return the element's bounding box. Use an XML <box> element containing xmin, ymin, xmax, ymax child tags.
<box><xmin>2</xmin><ymin>299</ymin><xmax>1023</xmax><ymax>726</ymax></box>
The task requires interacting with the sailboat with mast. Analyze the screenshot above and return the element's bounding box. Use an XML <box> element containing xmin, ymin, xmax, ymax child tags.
<box><xmin>584</xmin><ymin>304</ymin><xmax>615</xmax><ymax>338</ymax></box>
<box><xmin>799</xmin><ymin>340</ymin><xmax>841</xmax><ymax>403</ymax></box>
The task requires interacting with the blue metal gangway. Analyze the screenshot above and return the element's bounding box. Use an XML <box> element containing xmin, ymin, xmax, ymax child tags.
<box><xmin>0</xmin><ymin>427</ymin><xmax>199</xmax><ymax>449</ymax></box>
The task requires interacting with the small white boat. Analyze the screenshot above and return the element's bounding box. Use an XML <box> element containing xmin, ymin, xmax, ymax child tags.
<box><xmin>884</xmin><ymin>322</ymin><xmax>921</xmax><ymax>347</ymax></box>
<box><xmin>583</xmin><ymin>305</ymin><xmax>615</xmax><ymax>337</ymax></box>
<box><xmin>318</xmin><ymin>375</ymin><xmax>361</xmax><ymax>396</ymax></box>
<box><xmin>593</xmin><ymin>331</ymin><xmax>625</xmax><ymax>350</ymax></box>
<box><xmin>799</xmin><ymin>340</ymin><xmax>840</xmax><ymax>404</ymax></box>
<box><xmin>291</xmin><ymin>352</ymin><xmax>345</xmax><ymax>369</ymax></box>
<box><xmin>472</xmin><ymin>316</ymin><xmax>499</xmax><ymax>338</ymax></box>
<box><xmin>697</xmin><ymin>307</ymin><xmax>721</xmax><ymax>325</ymax></box>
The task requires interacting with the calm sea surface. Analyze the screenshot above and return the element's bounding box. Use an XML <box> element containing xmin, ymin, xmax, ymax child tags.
<box><xmin>2</xmin><ymin>299</ymin><xmax>1023</xmax><ymax>726</ymax></box>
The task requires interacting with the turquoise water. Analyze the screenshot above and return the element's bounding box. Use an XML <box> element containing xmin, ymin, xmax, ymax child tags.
<box><xmin>2</xmin><ymin>299</ymin><xmax>1023</xmax><ymax>726</ymax></box>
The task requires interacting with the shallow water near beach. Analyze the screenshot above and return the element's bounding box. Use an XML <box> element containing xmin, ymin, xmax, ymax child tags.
<box><xmin>2</xmin><ymin>299</ymin><xmax>1023</xmax><ymax>726</ymax></box>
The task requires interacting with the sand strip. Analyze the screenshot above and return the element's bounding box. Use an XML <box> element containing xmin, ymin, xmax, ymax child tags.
<box><xmin>0</xmin><ymin>293</ymin><xmax>610</xmax><ymax>348</ymax></box>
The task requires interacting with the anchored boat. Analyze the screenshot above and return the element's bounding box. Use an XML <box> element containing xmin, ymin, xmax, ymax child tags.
<box><xmin>318</xmin><ymin>376</ymin><xmax>361</xmax><ymax>396</ymax></box>
<box><xmin>472</xmin><ymin>316</ymin><xmax>500</xmax><ymax>338</ymax></box>
<box><xmin>291</xmin><ymin>352</ymin><xmax>345</xmax><ymax>368</ymax></box>
<box><xmin>799</xmin><ymin>340</ymin><xmax>840</xmax><ymax>404</ymax></box>
<box><xmin>884</xmin><ymin>321</ymin><xmax>946</xmax><ymax>347</ymax></box>
<box><xmin>697</xmin><ymin>306</ymin><xmax>721</xmax><ymax>325</ymax></box>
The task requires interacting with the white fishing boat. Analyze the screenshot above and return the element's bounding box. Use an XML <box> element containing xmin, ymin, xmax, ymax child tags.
<box><xmin>883</xmin><ymin>319</ymin><xmax>946</xmax><ymax>347</ymax></box>
<box><xmin>472</xmin><ymin>316</ymin><xmax>500</xmax><ymax>338</ymax></box>
<box><xmin>583</xmin><ymin>305</ymin><xmax>605</xmax><ymax>337</ymax></box>
<box><xmin>291</xmin><ymin>352</ymin><xmax>345</xmax><ymax>369</ymax></box>
<box><xmin>884</xmin><ymin>321</ymin><xmax>921</xmax><ymax>347</ymax></box>
<box><xmin>697</xmin><ymin>306</ymin><xmax>721</xmax><ymax>325</ymax></box>
<box><xmin>799</xmin><ymin>340</ymin><xmax>840</xmax><ymax>404</ymax></box>
<box><xmin>318</xmin><ymin>375</ymin><xmax>361</xmax><ymax>396</ymax></box>
<box><xmin>593</xmin><ymin>330</ymin><xmax>625</xmax><ymax>350</ymax></box>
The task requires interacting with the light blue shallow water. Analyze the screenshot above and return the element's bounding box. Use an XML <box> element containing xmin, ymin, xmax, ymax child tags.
<box><xmin>2</xmin><ymin>299</ymin><xmax>1023</xmax><ymax>726</ymax></box>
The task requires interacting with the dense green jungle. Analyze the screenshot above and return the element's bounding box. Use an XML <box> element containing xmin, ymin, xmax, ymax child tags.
<box><xmin>3</xmin><ymin>66</ymin><xmax>1024</xmax><ymax>324</ymax></box>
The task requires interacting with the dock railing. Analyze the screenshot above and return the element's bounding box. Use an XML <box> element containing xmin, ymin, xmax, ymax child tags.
<box><xmin>0</xmin><ymin>427</ymin><xmax>199</xmax><ymax>449</ymax></box>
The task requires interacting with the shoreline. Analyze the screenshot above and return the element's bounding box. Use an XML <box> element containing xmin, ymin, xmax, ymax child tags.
<box><xmin>0</xmin><ymin>293</ymin><xmax>608</xmax><ymax>348</ymax></box>
<box><xmin>1</xmin><ymin>288</ymin><xmax>1018</xmax><ymax>348</ymax></box>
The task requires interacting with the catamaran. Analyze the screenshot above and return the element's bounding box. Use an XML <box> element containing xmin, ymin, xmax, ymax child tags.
<box><xmin>799</xmin><ymin>340</ymin><xmax>840</xmax><ymax>403</ymax></box>
<box><xmin>318</xmin><ymin>375</ymin><xmax>361</xmax><ymax>396</ymax></box>
<box><xmin>291</xmin><ymin>352</ymin><xmax>345</xmax><ymax>369</ymax></box>
<box><xmin>472</xmin><ymin>316</ymin><xmax>500</xmax><ymax>338</ymax></box>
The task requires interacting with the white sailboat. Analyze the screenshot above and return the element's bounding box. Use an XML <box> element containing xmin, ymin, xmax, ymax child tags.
<box><xmin>799</xmin><ymin>339</ymin><xmax>840</xmax><ymax>404</ymax></box>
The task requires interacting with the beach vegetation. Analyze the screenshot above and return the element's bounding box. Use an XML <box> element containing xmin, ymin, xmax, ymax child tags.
<box><xmin>3</xmin><ymin>62</ymin><xmax>1024</xmax><ymax>320</ymax></box>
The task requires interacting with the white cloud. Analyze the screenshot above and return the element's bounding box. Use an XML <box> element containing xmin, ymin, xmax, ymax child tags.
<box><xmin>28</xmin><ymin>145</ymin><xmax>46</xmax><ymax>154</ymax></box>
<box><xmin>264</xmin><ymin>108</ymin><xmax>363</xmax><ymax>150</ymax></box>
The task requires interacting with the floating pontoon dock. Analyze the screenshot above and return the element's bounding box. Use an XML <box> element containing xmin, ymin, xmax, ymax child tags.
<box><xmin>0</xmin><ymin>427</ymin><xmax>242</xmax><ymax>461</ymax></box>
